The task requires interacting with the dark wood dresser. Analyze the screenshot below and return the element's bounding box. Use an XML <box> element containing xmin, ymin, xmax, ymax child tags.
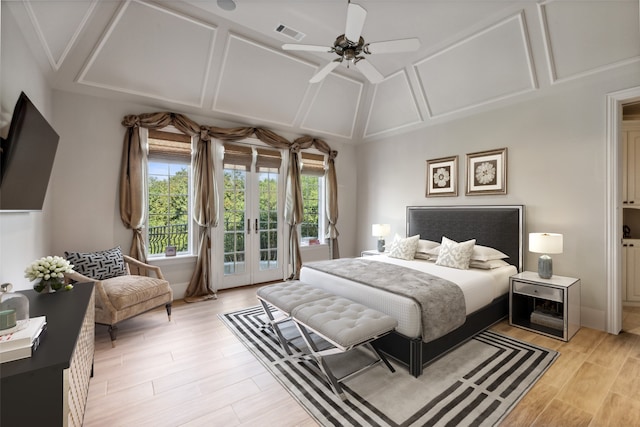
<box><xmin>1</xmin><ymin>282</ymin><xmax>94</xmax><ymax>426</ymax></box>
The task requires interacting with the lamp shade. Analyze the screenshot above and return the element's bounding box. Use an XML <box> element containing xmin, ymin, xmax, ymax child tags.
<box><xmin>372</xmin><ymin>224</ymin><xmax>391</xmax><ymax>238</ymax></box>
<box><xmin>529</xmin><ymin>233</ymin><xmax>563</xmax><ymax>254</ymax></box>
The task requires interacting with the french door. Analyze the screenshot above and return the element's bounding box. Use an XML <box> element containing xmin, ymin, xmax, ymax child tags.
<box><xmin>220</xmin><ymin>143</ymin><xmax>285</xmax><ymax>288</ymax></box>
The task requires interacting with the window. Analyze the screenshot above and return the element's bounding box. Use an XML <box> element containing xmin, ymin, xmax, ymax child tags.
<box><xmin>146</xmin><ymin>129</ymin><xmax>192</xmax><ymax>257</ymax></box>
<box><xmin>300</xmin><ymin>152</ymin><xmax>326</xmax><ymax>247</ymax></box>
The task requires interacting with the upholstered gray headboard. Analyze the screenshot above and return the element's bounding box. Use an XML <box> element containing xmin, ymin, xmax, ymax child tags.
<box><xmin>406</xmin><ymin>205</ymin><xmax>524</xmax><ymax>271</ymax></box>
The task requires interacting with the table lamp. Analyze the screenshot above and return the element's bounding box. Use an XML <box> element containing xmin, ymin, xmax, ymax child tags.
<box><xmin>372</xmin><ymin>224</ymin><xmax>391</xmax><ymax>252</ymax></box>
<box><xmin>529</xmin><ymin>232</ymin><xmax>563</xmax><ymax>279</ymax></box>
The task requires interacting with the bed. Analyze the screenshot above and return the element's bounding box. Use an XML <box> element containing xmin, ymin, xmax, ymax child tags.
<box><xmin>299</xmin><ymin>205</ymin><xmax>524</xmax><ymax>377</ymax></box>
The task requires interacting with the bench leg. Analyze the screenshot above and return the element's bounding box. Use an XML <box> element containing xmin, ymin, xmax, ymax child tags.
<box><xmin>369</xmin><ymin>342</ymin><xmax>395</xmax><ymax>373</ymax></box>
<box><xmin>295</xmin><ymin>323</ymin><xmax>345</xmax><ymax>400</ymax></box>
<box><xmin>258</xmin><ymin>300</ymin><xmax>293</xmax><ymax>355</ymax></box>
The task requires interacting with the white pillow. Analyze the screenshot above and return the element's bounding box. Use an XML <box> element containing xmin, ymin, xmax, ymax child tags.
<box><xmin>414</xmin><ymin>252</ymin><xmax>434</xmax><ymax>261</ymax></box>
<box><xmin>435</xmin><ymin>236</ymin><xmax>476</xmax><ymax>269</ymax></box>
<box><xmin>426</xmin><ymin>243</ymin><xmax>508</xmax><ymax>262</ymax></box>
<box><xmin>472</xmin><ymin>245</ymin><xmax>509</xmax><ymax>262</ymax></box>
<box><xmin>388</xmin><ymin>234</ymin><xmax>420</xmax><ymax>260</ymax></box>
<box><xmin>469</xmin><ymin>259</ymin><xmax>510</xmax><ymax>270</ymax></box>
<box><xmin>417</xmin><ymin>239</ymin><xmax>440</xmax><ymax>253</ymax></box>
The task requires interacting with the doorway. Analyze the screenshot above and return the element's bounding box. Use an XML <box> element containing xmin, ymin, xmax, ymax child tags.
<box><xmin>621</xmin><ymin>103</ymin><xmax>640</xmax><ymax>334</ymax></box>
<box><xmin>218</xmin><ymin>142</ymin><xmax>286</xmax><ymax>289</ymax></box>
<box><xmin>606</xmin><ymin>87</ymin><xmax>640</xmax><ymax>335</ymax></box>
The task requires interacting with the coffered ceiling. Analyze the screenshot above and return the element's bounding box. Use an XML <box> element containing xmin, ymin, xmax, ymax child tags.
<box><xmin>4</xmin><ymin>0</ymin><xmax>639</xmax><ymax>143</ymax></box>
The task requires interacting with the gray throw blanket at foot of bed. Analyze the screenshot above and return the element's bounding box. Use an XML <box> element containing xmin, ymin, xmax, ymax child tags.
<box><xmin>303</xmin><ymin>258</ymin><xmax>466</xmax><ymax>342</ymax></box>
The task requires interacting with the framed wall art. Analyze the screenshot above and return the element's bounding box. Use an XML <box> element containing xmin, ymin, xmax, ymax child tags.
<box><xmin>466</xmin><ymin>148</ymin><xmax>507</xmax><ymax>195</ymax></box>
<box><xmin>426</xmin><ymin>155</ymin><xmax>458</xmax><ymax>197</ymax></box>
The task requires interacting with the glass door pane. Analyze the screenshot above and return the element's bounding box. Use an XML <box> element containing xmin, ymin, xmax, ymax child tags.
<box><xmin>223</xmin><ymin>166</ymin><xmax>247</xmax><ymax>276</ymax></box>
<box><xmin>258</xmin><ymin>168</ymin><xmax>279</xmax><ymax>272</ymax></box>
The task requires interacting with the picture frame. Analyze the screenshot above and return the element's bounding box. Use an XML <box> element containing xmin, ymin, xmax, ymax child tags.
<box><xmin>426</xmin><ymin>155</ymin><xmax>458</xmax><ymax>197</ymax></box>
<box><xmin>466</xmin><ymin>148</ymin><xmax>507</xmax><ymax>195</ymax></box>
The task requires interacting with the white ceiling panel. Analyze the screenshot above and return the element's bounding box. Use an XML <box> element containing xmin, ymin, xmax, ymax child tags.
<box><xmin>214</xmin><ymin>34</ymin><xmax>315</xmax><ymax>126</ymax></box>
<box><xmin>540</xmin><ymin>0</ymin><xmax>640</xmax><ymax>82</ymax></box>
<box><xmin>364</xmin><ymin>70</ymin><xmax>421</xmax><ymax>137</ymax></box>
<box><xmin>24</xmin><ymin>0</ymin><xmax>97</xmax><ymax>70</ymax></box>
<box><xmin>415</xmin><ymin>12</ymin><xmax>536</xmax><ymax>118</ymax></box>
<box><xmin>6</xmin><ymin>1</ymin><xmax>638</xmax><ymax>143</ymax></box>
<box><xmin>301</xmin><ymin>74</ymin><xmax>363</xmax><ymax>139</ymax></box>
<box><xmin>77</xmin><ymin>0</ymin><xmax>216</xmax><ymax>107</ymax></box>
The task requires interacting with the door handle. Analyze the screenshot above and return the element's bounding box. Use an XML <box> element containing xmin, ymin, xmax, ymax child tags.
<box><xmin>247</xmin><ymin>219</ymin><xmax>251</xmax><ymax>234</ymax></box>
<box><xmin>255</xmin><ymin>218</ymin><xmax>258</xmax><ymax>234</ymax></box>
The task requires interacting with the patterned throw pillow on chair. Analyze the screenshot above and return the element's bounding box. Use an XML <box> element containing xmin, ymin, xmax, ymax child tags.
<box><xmin>65</xmin><ymin>246</ymin><xmax>127</xmax><ymax>280</ymax></box>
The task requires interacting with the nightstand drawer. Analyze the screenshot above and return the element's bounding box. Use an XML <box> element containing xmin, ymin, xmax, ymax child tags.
<box><xmin>513</xmin><ymin>282</ymin><xmax>563</xmax><ymax>302</ymax></box>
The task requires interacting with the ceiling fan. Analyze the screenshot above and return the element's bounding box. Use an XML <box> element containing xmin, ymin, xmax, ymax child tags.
<box><xmin>282</xmin><ymin>1</ymin><xmax>420</xmax><ymax>84</ymax></box>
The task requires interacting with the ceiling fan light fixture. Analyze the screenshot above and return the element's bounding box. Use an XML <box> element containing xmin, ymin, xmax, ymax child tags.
<box><xmin>217</xmin><ymin>0</ymin><xmax>236</xmax><ymax>11</ymax></box>
<box><xmin>282</xmin><ymin>1</ymin><xmax>419</xmax><ymax>84</ymax></box>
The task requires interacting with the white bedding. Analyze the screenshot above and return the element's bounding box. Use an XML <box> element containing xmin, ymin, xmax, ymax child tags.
<box><xmin>299</xmin><ymin>254</ymin><xmax>516</xmax><ymax>340</ymax></box>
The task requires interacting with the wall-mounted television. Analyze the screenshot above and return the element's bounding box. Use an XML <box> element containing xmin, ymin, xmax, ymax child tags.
<box><xmin>0</xmin><ymin>92</ymin><xmax>59</xmax><ymax>212</ymax></box>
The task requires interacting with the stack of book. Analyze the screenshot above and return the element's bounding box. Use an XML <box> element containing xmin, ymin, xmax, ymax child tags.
<box><xmin>0</xmin><ymin>316</ymin><xmax>47</xmax><ymax>363</ymax></box>
<box><xmin>530</xmin><ymin>310</ymin><xmax>563</xmax><ymax>331</ymax></box>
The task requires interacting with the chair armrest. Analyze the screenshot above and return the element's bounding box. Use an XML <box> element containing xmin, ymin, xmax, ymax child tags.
<box><xmin>63</xmin><ymin>271</ymin><xmax>115</xmax><ymax>315</ymax></box>
<box><xmin>123</xmin><ymin>255</ymin><xmax>165</xmax><ymax>280</ymax></box>
<box><xmin>64</xmin><ymin>270</ymin><xmax>95</xmax><ymax>284</ymax></box>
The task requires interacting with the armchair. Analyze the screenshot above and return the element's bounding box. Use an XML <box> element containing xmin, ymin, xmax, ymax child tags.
<box><xmin>64</xmin><ymin>247</ymin><xmax>173</xmax><ymax>346</ymax></box>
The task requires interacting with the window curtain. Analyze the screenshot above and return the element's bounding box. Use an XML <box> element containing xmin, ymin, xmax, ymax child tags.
<box><xmin>121</xmin><ymin>117</ymin><xmax>339</xmax><ymax>291</ymax></box>
<box><xmin>325</xmin><ymin>149</ymin><xmax>340</xmax><ymax>259</ymax></box>
<box><xmin>184</xmin><ymin>128</ymin><xmax>219</xmax><ymax>303</ymax></box>
<box><xmin>285</xmin><ymin>145</ymin><xmax>304</xmax><ymax>278</ymax></box>
<box><xmin>120</xmin><ymin>112</ymin><xmax>200</xmax><ymax>266</ymax></box>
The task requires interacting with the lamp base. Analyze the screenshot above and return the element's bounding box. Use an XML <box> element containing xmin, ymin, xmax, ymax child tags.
<box><xmin>377</xmin><ymin>239</ymin><xmax>385</xmax><ymax>252</ymax></box>
<box><xmin>537</xmin><ymin>255</ymin><xmax>553</xmax><ymax>279</ymax></box>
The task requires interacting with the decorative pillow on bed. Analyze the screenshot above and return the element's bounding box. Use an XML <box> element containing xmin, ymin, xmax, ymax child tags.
<box><xmin>472</xmin><ymin>245</ymin><xmax>509</xmax><ymax>261</ymax></box>
<box><xmin>435</xmin><ymin>236</ymin><xmax>476</xmax><ymax>269</ymax></box>
<box><xmin>64</xmin><ymin>246</ymin><xmax>126</xmax><ymax>280</ymax></box>
<box><xmin>387</xmin><ymin>234</ymin><xmax>420</xmax><ymax>260</ymax></box>
<box><xmin>469</xmin><ymin>259</ymin><xmax>510</xmax><ymax>270</ymax></box>
<box><xmin>425</xmin><ymin>243</ymin><xmax>507</xmax><ymax>262</ymax></box>
<box><xmin>414</xmin><ymin>252</ymin><xmax>434</xmax><ymax>261</ymax></box>
<box><xmin>416</xmin><ymin>239</ymin><xmax>439</xmax><ymax>253</ymax></box>
<box><xmin>414</xmin><ymin>239</ymin><xmax>440</xmax><ymax>260</ymax></box>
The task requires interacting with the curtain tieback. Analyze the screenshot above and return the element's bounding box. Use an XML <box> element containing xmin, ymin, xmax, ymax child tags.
<box><xmin>121</xmin><ymin>115</ymin><xmax>140</xmax><ymax>128</ymax></box>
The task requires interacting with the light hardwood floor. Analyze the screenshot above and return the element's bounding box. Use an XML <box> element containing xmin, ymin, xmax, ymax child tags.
<box><xmin>83</xmin><ymin>286</ymin><xmax>640</xmax><ymax>426</ymax></box>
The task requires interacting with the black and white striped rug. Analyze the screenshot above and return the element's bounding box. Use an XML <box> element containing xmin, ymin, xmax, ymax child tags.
<box><xmin>219</xmin><ymin>306</ymin><xmax>558</xmax><ymax>427</ymax></box>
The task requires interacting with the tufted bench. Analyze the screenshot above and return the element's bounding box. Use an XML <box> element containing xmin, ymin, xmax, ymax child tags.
<box><xmin>256</xmin><ymin>280</ymin><xmax>333</xmax><ymax>354</ymax></box>
<box><xmin>256</xmin><ymin>281</ymin><xmax>398</xmax><ymax>399</ymax></box>
<box><xmin>291</xmin><ymin>295</ymin><xmax>398</xmax><ymax>400</ymax></box>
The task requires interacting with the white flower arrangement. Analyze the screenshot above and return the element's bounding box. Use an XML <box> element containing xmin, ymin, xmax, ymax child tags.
<box><xmin>24</xmin><ymin>256</ymin><xmax>75</xmax><ymax>292</ymax></box>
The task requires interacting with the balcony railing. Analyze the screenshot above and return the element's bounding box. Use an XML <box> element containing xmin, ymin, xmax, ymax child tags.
<box><xmin>148</xmin><ymin>224</ymin><xmax>188</xmax><ymax>254</ymax></box>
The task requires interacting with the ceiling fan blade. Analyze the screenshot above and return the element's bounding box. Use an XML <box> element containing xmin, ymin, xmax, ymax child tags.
<box><xmin>355</xmin><ymin>58</ymin><xmax>384</xmax><ymax>84</ymax></box>
<box><xmin>345</xmin><ymin>2</ymin><xmax>367</xmax><ymax>43</ymax></box>
<box><xmin>310</xmin><ymin>60</ymin><xmax>341</xmax><ymax>83</ymax></box>
<box><xmin>282</xmin><ymin>44</ymin><xmax>333</xmax><ymax>52</ymax></box>
<box><xmin>366</xmin><ymin>38</ymin><xmax>421</xmax><ymax>54</ymax></box>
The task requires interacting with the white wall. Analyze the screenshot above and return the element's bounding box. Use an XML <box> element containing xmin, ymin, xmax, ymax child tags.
<box><xmin>48</xmin><ymin>91</ymin><xmax>357</xmax><ymax>298</ymax></box>
<box><xmin>355</xmin><ymin>62</ymin><xmax>640</xmax><ymax>331</ymax></box>
<box><xmin>0</xmin><ymin>3</ymin><xmax>56</xmax><ymax>290</ymax></box>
